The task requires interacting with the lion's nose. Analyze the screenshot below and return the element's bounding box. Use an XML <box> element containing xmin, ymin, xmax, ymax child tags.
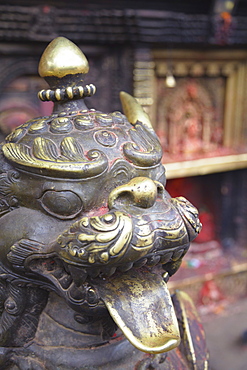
<box><xmin>108</xmin><ymin>177</ymin><xmax>163</xmax><ymax>209</ymax></box>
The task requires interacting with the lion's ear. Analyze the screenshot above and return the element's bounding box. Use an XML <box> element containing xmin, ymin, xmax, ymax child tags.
<box><xmin>7</xmin><ymin>239</ymin><xmax>45</xmax><ymax>268</ymax></box>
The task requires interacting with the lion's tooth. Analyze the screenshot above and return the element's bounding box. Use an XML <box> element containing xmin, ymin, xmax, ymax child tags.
<box><xmin>87</xmin><ymin>288</ymin><xmax>99</xmax><ymax>304</ymax></box>
<box><xmin>59</xmin><ymin>274</ymin><xmax>73</xmax><ymax>289</ymax></box>
<box><xmin>146</xmin><ymin>255</ymin><xmax>161</xmax><ymax>267</ymax></box>
<box><xmin>118</xmin><ymin>262</ymin><xmax>133</xmax><ymax>272</ymax></box>
<box><xmin>160</xmin><ymin>251</ymin><xmax>172</xmax><ymax>265</ymax></box>
<box><xmin>133</xmin><ymin>258</ymin><xmax>148</xmax><ymax>268</ymax></box>
<box><xmin>172</xmin><ymin>249</ymin><xmax>184</xmax><ymax>261</ymax></box>
<box><xmin>102</xmin><ymin>267</ymin><xmax>117</xmax><ymax>276</ymax></box>
<box><xmin>69</xmin><ymin>283</ymin><xmax>86</xmax><ymax>301</ymax></box>
<box><xmin>52</xmin><ymin>267</ymin><xmax>65</xmax><ymax>279</ymax></box>
<box><xmin>68</xmin><ymin>265</ymin><xmax>88</xmax><ymax>286</ymax></box>
<box><xmin>87</xmin><ymin>268</ymin><xmax>100</xmax><ymax>278</ymax></box>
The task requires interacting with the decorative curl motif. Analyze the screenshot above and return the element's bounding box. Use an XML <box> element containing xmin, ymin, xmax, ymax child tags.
<box><xmin>57</xmin><ymin>211</ymin><xmax>133</xmax><ymax>265</ymax></box>
<box><xmin>171</xmin><ymin>197</ymin><xmax>202</xmax><ymax>237</ymax></box>
<box><xmin>2</xmin><ymin>137</ymin><xmax>108</xmax><ymax>178</ymax></box>
<box><xmin>123</xmin><ymin>123</ymin><xmax>162</xmax><ymax>167</ymax></box>
<box><xmin>0</xmin><ymin>170</ymin><xmax>20</xmax><ymax>216</ymax></box>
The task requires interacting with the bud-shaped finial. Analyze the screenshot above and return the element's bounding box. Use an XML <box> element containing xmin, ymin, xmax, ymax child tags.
<box><xmin>38</xmin><ymin>37</ymin><xmax>89</xmax><ymax>78</ymax></box>
<box><xmin>38</xmin><ymin>37</ymin><xmax>96</xmax><ymax>103</ymax></box>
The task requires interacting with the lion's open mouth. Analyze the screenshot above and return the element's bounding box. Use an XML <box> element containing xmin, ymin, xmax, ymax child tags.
<box><xmin>7</xmin><ymin>178</ymin><xmax>201</xmax><ymax>354</ymax></box>
<box><xmin>26</xmin><ymin>242</ymin><xmax>188</xmax><ymax>308</ymax></box>
<box><xmin>26</xmin><ymin>249</ymin><xmax>185</xmax><ymax>354</ymax></box>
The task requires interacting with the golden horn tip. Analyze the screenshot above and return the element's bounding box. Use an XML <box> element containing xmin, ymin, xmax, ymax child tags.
<box><xmin>38</xmin><ymin>36</ymin><xmax>89</xmax><ymax>78</ymax></box>
<box><xmin>119</xmin><ymin>91</ymin><xmax>153</xmax><ymax>130</ymax></box>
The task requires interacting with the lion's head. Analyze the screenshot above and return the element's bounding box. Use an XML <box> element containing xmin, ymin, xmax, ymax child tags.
<box><xmin>0</xmin><ymin>38</ymin><xmax>201</xmax><ymax>358</ymax></box>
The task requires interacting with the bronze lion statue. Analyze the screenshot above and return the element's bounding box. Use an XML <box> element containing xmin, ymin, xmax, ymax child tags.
<box><xmin>0</xmin><ymin>37</ymin><xmax>208</xmax><ymax>369</ymax></box>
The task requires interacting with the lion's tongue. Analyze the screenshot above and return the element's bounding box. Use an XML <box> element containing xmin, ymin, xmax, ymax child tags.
<box><xmin>96</xmin><ymin>268</ymin><xmax>180</xmax><ymax>353</ymax></box>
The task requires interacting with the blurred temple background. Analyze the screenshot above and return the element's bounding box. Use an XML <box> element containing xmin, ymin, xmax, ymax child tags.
<box><xmin>0</xmin><ymin>1</ymin><xmax>247</xmax><ymax>368</ymax></box>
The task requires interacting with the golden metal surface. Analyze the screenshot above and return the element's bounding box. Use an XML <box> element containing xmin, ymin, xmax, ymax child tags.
<box><xmin>173</xmin><ymin>290</ymin><xmax>210</xmax><ymax>369</ymax></box>
<box><xmin>2</xmin><ymin>137</ymin><xmax>108</xmax><ymax>178</ymax></box>
<box><xmin>58</xmin><ymin>211</ymin><xmax>133</xmax><ymax>265</ymax></box>
<box><xmin>119</xmin><ymin>91</ymin><xmax>154</xmax><ymax>130</ymax></box>
<box><xmin>108</xmin><ymin>176</ymin><xmax>158</xmax><ymax>209</ymax></box>
<box><xmin>78</xmin><ymin>211</ymin><xmax>133</xmax><ymax>257</ymax></box>
<box><xmin>38</xmin><ymin>37</ymin><xmax>89</xmax><ymax>78</ymax></box>
<box><xmin>176</xmin><ymin>291</ymin><xmax>197</xmax><ymax>368</ymax></box>
<box><xmin>0</xmin><ymin>36</ymin><xmax>207</xmax><ymax>368</ymax></box>
<box><xmin>97</xmin><ymin>269</ymin><xmax>180</xmax><ymax>354</ymax></box>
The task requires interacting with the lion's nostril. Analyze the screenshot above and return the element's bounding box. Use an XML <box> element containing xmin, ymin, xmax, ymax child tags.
<box><xmin>108</xmin><ymin>177</ymin><xmax>158</xmax><ymax>209</ymax></box>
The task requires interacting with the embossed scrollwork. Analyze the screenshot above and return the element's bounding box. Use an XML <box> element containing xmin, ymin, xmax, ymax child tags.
<box><xmin>0</xmin><ymin>37</ymin><xmax>207</xmax><ymax>369</ymax></box>
<box><xmin>3</xmin><ymin>137</ymin><xmax>108</xmax><ymax>178</ymax></box>
<box><xmin>0</xmin><ymin>169</ymin><xmax>20</xmax><ymax>216</ymax></box>
<box><xmin>123</xmin><ymin>124</ymin><xmax>163</xmax><ymax>167</ymax></box>
<box><xmin>57</xmin><ymin>211</ymin><xmax>133</xmax><ymax>265</ymax></box>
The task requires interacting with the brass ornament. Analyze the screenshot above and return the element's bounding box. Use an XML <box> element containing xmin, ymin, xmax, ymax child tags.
<box><xmin>38</xmin><ymin>83</ymin><xmax>96</xmax><ymax>102</ymax></box>
<box><xmin>3</xmin><ymin>136</ymin><xmax>108</xmax><ymax>178</ymax></box>
<box><xmin>0</xmin><ymin>37</ymin><xmax>208</xmax><ymax>369</ymax></box>
<box><xmin>120</xmin><ymin>91</ymin><xmax>154</xmax><ymax>131</ymax></box>
<box><xmin>97</xmin><ymin>270</ymin><xmax>180</xmax><ymax>354</ymax></box>
<box><xmin>38</xmin><ymin>36</ymin><xmax>89</xmax><ymax>78</ymax></box>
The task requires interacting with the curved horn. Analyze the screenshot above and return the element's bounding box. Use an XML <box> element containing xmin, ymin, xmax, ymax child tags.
<box><xmin>119</xmin><ymin>91</ymin><xmax>154</xmax><ymax>131</ymax></box>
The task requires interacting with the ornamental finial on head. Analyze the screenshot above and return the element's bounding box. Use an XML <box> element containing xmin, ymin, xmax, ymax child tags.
<box><xmin>38</xmin><ymin>37</ymin><xmax>96</xmax><ymax>102</ymax></box>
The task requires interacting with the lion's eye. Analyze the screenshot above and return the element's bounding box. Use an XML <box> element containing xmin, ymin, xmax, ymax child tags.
<box><xmin>40</xmin><ymin>190</ymin><xmax>83</xmax><ymax>219</ymax></box>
